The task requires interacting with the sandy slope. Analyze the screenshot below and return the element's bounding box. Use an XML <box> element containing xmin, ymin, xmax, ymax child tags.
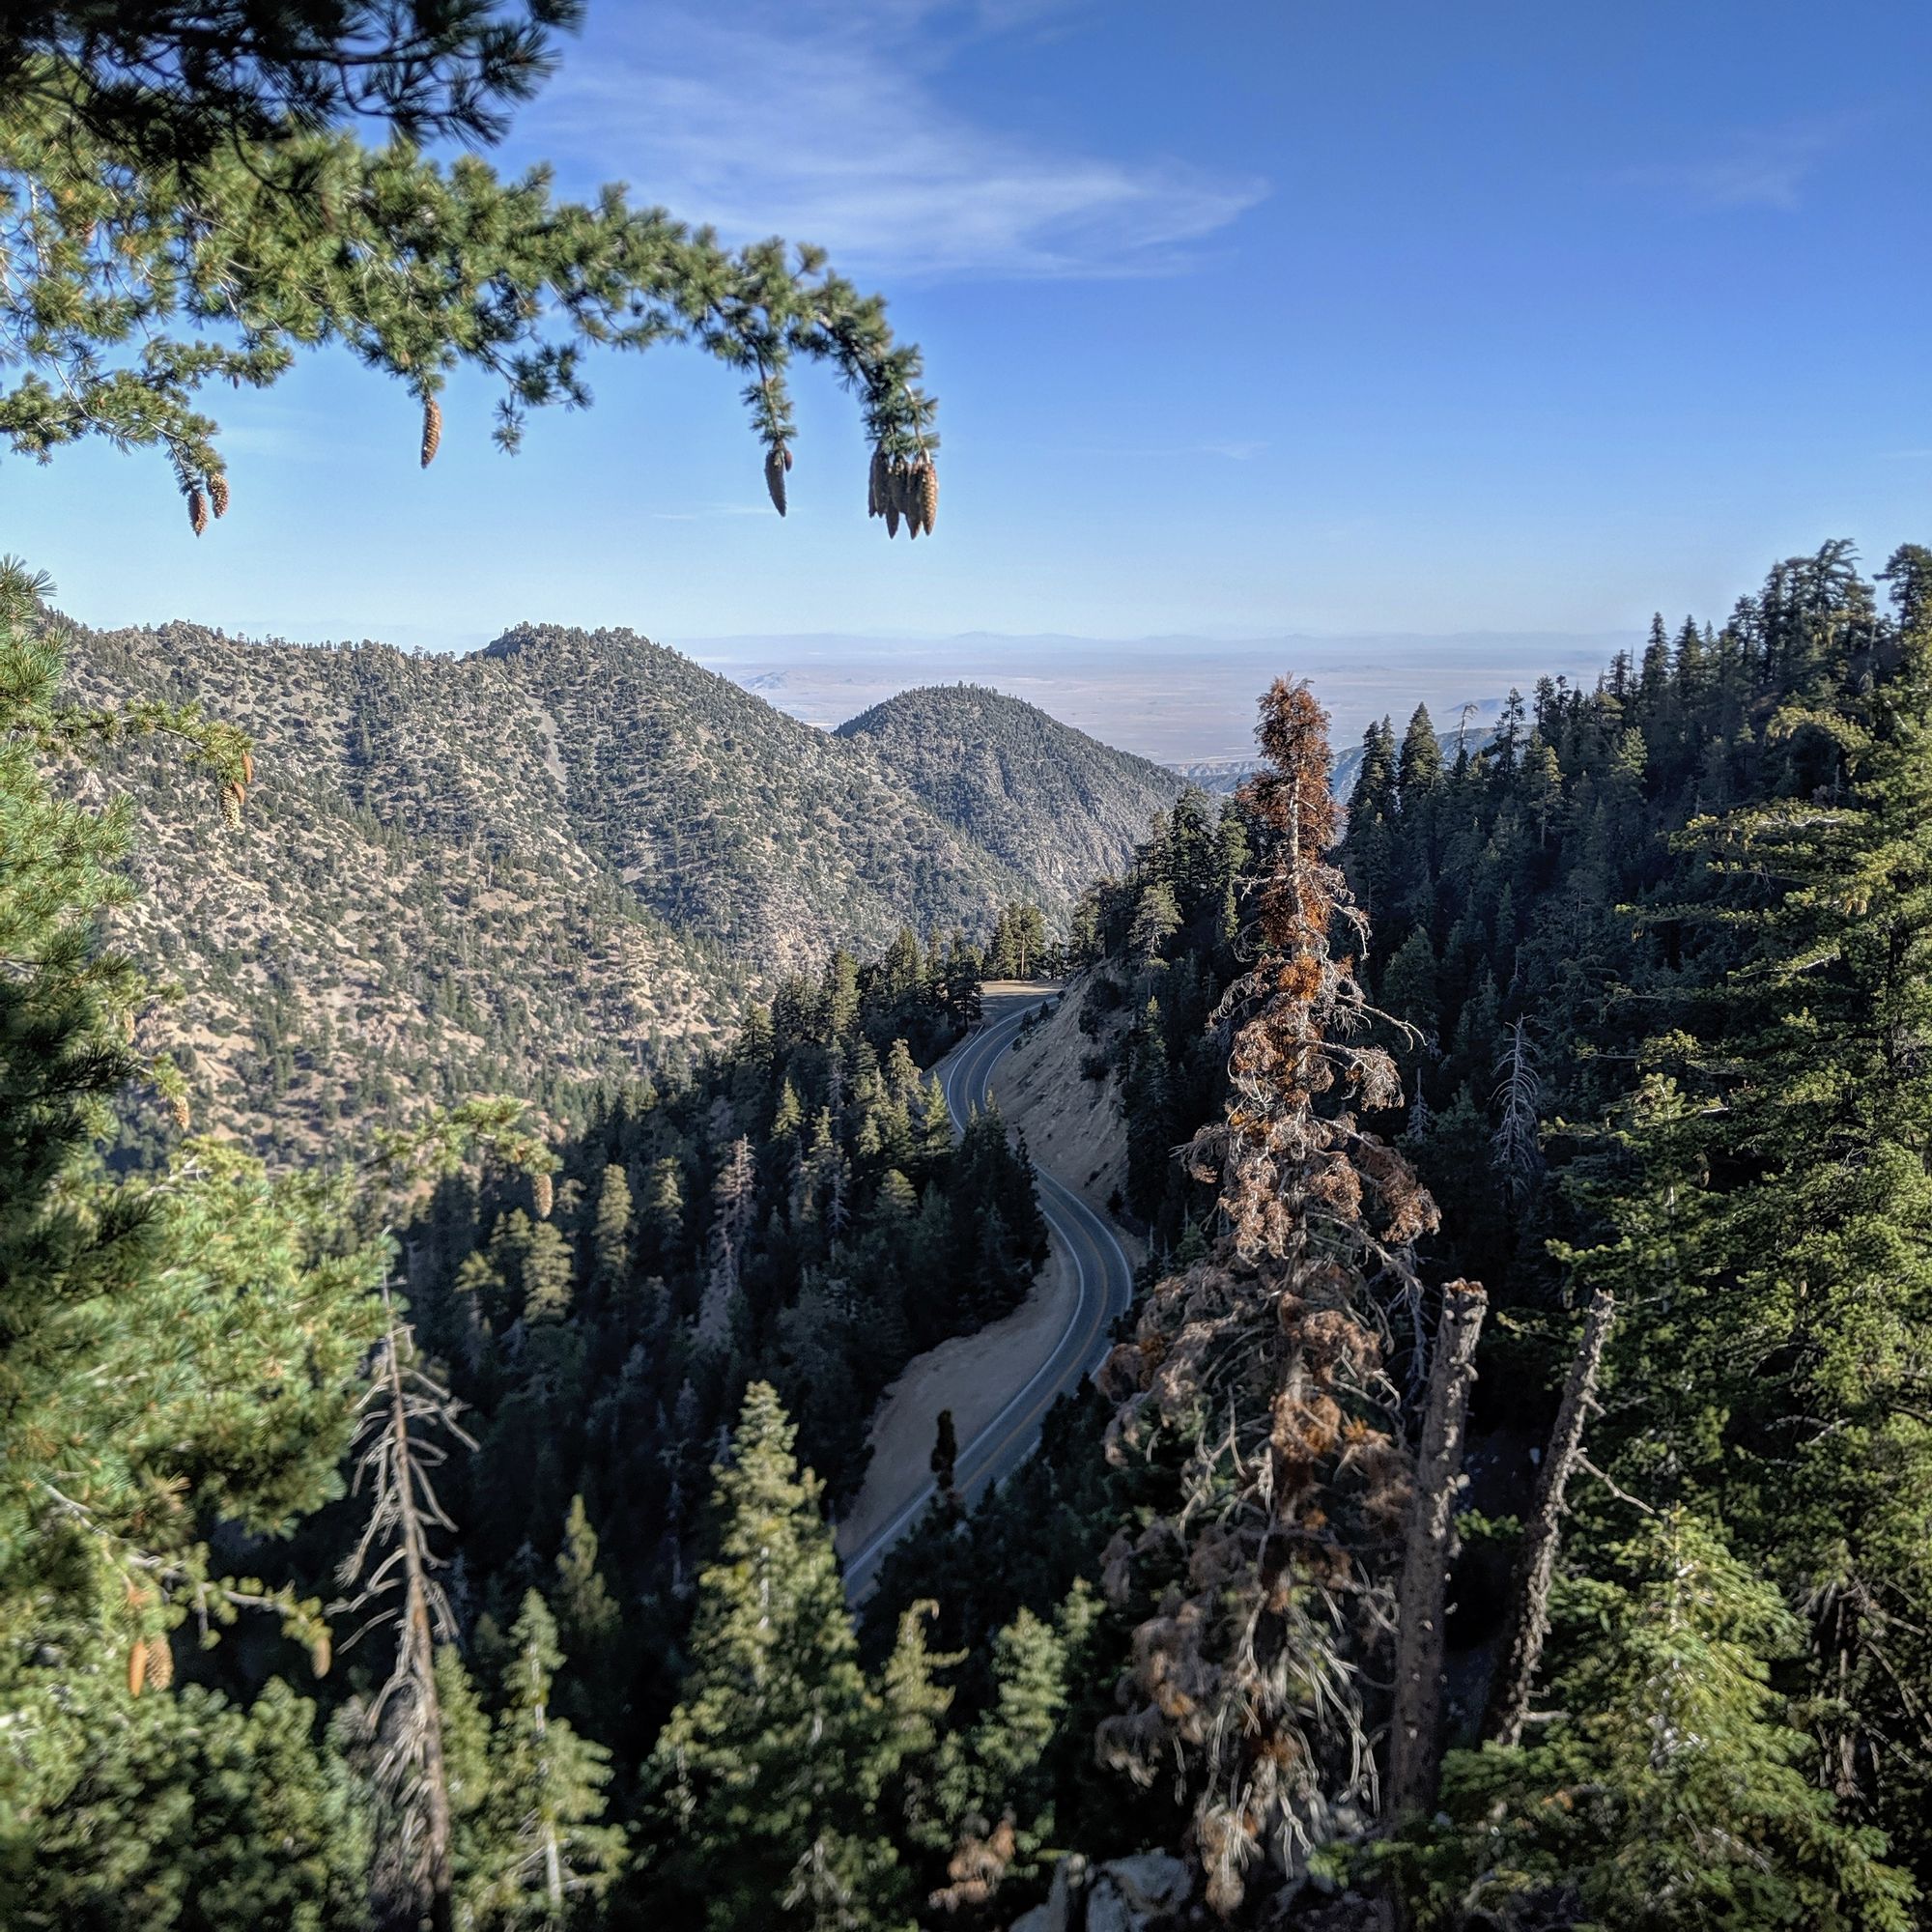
<box><xmin>987</xmin><ymin>972</ymin><xmax>1136</xmax><ymax>1227</ymax></box>
<box><xmin>834</xmin><ymin>979</ymin><xmax>1142</xmax><ymax>1575</ymax></box>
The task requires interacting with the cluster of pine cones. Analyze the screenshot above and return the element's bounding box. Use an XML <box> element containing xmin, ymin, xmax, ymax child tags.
<box><xmin>219</xmin><ymin>749</ymin><xmax>255</xmax><ymax>829</ymax></box>
<box><xmin>186</xmin><ymin>470</ymin><xmax>232</xmax><ymax>536</ymax></box>
<box><xmin>868</xmin><ymin>448</ymin><xmax>939</xmax><ymax>537</ymax></box>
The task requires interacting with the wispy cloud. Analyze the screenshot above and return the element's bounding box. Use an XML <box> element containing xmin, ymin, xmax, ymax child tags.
<box><xmin>1619</xmin><ymin>119</ymin><xmax>1856</xmax><ymax>213</ymax></box>
<box><xmin>527</xmin><ymin>1</ymin><xmax>1265</xmax><ymax>279</ymax></box>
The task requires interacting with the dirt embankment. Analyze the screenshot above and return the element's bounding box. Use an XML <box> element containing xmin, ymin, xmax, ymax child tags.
<box><xmin>833</xmin><ymin>1235</ymin><xmax>1083</xmax><ymax>1560</ymax></box>
<box><xmin>988</xmin><ymin>972</ymin><xmax>1140</xmax><ymax>1250</ymax></box>
<box><xmin>833</xmin><ymin>979</ymin><xmax>1141</xmax><ymax>1567</ymax></box>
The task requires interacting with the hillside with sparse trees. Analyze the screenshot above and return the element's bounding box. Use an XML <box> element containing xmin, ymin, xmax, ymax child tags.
<box><xmin>59</xmin><ymin>619</ymin><xmax>1177</xmax><ymax>1158</ymax></box>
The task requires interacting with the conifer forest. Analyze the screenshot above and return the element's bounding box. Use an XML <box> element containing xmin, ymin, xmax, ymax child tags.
<box><xmin>5</xmin><ymin>6</ymin><xmax>1930</xmax><ymax>1930</ymax></box>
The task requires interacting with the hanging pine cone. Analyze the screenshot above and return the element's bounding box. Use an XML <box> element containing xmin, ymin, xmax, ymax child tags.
<box><xmin>241</xmin><ymin>750</ymin><xmax>255</xmax><ymax>785</ymax></box>
<box><xmin>310</xmin><ymin>1630</ymin><xmax>332</xmax><ymax>1678</ymax></box>
<box><xmin>420</xmin><ymin>395</ymin><xmax>442</xmax><ymax>468</ymax></box>
<box><xmin>128</xmin><ymin>1638</ymin><xmax>149</xmax><ymax>1699</ymax></box>
<box><xmin>144</xmin><ymin>1635</ymin><xmax>174</xmax><ymax>1691</ymax></box>
<box><xmin>885</xmin><ymin>500</ymin><xmax>900</xmax><ymax>538</ymax></box>
<box><xmin>169</xmin><ymin>1093</ymin><xmax>191</xmax><ymax>1131</ymax></box>
<box><xmin>209</xmin><ymin>472</ymin><xmax>231</xmax><ymax>519</ymax></box>
<box><xmin>220</xmin><ymin>780</ymin><xmax>245</xmax><ymax>828</ymax></box>
<box><xmin>187</xmin><ymin>488</ymin><xmax>210</xmax><ymax>537</ymax></box>
<box><xmin>918</xmin><ymin>461</ymin><xmax>939</xmax><ymax>534</ymax></box>
<box><xmin>868</xmin><ymin>446</ymin><xmax>887</xmax><ymax>517</ymax></box>
<box><xmin>533</xmin><ymin>1170</ymin><xmax>554</xmax><ymax>1219</ymax></box>
<box><xmin>764</xmin><ymin>448</ymin><xmax>788</xmax><ymax>516</ymax></box>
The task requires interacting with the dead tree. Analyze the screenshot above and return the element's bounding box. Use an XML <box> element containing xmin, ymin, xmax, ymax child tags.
<box><xmin>1096</xmin><ymin>682</ymin><xmax>1443</xmax><ymax>1913</ymax></box>
<box><xmin>333</xmin><ymin>1291</ymin><xmax>476</xmax><ymax>1932</ymax></box>
<box><xmin>1388</xmin><ymin>1280</ymin><xmax>1487</xmax><ymax>1817</ymax></box>
<box><xmin>1482</xmin><ymin>1286</ymin><xmax>1617</xmax><ymax>1748</ymax></box>
<box><xmin>1489</xmin><ymin>1018</ymin><xmax>1544</xmax><ymax>1209</ymax></box>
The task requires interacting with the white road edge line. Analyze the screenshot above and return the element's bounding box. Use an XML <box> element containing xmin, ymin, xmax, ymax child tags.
<box><xmin>844</xmin><ymin>998</ymin><xmax>1122</xmax><ymax>1592</ymax></box>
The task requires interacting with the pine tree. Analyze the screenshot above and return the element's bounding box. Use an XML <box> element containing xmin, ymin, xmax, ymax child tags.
<box><xmin>1098</xmin><ymin>679</ymin><xmax>1444</xmax><ymax>1913</ymax></box>
<box><xmin>1120</xmin><ymin>997</ymin><xmax>1174</xmax><ymax>1217</ymax></box>
<box><xmin>1398</xmin><ymin>702</ymin><xmax>1445</xmax><ymax>813</ymax></box>
<box><xmin>1618</xmin><ymin>544</ymin><xmax>1932</xmax><ymax>1841</ymax></box>
<box><xmin>476</xmin><ymin>1591</ymin><xmax>626</xmax><ymax>1927</ymax></box>
<box><xmin>589</xmin><ymin>1164</ymin><xmax>634</xmax><ymax>1298</ymax></box>
<box><xmin>1391</xmin><ymin>1513</ymin><xmax>1915</xmax><ymax>1932</ymax></box>
<box><xmin>929</xmin><ymin>1410</ymin><xmax>959</xmax><ymax>1501</ymax></box>
<box><xmin>0</xmin><ymin>10</ymin><xmax>938</xmax><ymax>526</ymax></box>
<box><xmin>1128</xmin><ymin>879</ymin><xmax>1181</xmax><ymax>967</ymax></box>
<box><xmin>553</xmin><ymin>1497</ymin><xmax>619</xmax><ymax>1659</ymax></box>
<box><xmin>1345</xmin><ymin>717</ymin><xmax>1399</xmax><ymax>925</ymax></box>
<box><xmin>11</xmin><ymin>1678</ymin><xmax>371</xmax><ymax>1930</ymax></box>
<box><xmin>1380</xmin><ymin>925</ymin><xmax>1440</xmax><ymax>1035</ymax></box>
<box><xmin>436</xmin><ymin>1644</ymin><xmax>500</xmax><ymax>1921</ymax></box>
<box><xmin>332</xmin><ymin>1298</ymin><xmax>477</xmax><ymax>1932</ymax></box>
<box><xmin>648</xmin><ymin>1384</ymin><xmax>908</xmax><ymax>1929</ymax></box>
<box><xmin>966</xmin><ymin>1607</ymin><xmax>1068</xmax><ymax>1839</ymax></box>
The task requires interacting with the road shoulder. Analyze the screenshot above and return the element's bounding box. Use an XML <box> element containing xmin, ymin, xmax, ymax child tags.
<box><xmin>835</xmin><ymin>978</ymin><xmax>1143</xmax><ymax>1575</ymax></box>
<box><xmin>832</xmin><ymin>1233</ymin><xmax>1079</xmax><ymax>1563</ymax></box>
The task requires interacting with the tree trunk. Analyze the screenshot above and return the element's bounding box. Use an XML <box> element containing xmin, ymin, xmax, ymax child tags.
<box><xmin>1482</xmin><ymin>1286</ymin><xmax>1616</xmax><ymax>1748</ymax></box>
<box><xmin>385</xmin><ymin>1329</ymin><xmax>456</xmax><ymax>1932</ymax></box>
<box><xmin>1388</xmin><ymin>1280</ymin><xmax>1487</xmax><ymax>1818</ymax></box>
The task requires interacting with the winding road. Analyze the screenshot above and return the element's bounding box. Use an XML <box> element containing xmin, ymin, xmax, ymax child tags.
<box><xmin>842</xmin><ymin>995</ymin><xmax>1136</xmax><ymax>1601</ymax></box>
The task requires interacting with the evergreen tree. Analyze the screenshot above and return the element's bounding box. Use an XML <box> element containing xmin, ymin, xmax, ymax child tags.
<box><xmin>648</xmin><ymin>1384</ymin><xmax>908</xmax><ymax>1930</ymax></box>
<box><xmin>964</xmin><ymin>1607</ymin><xmax>1067</xmax><ymax>1844</ymax></box>
<box><xmin>1099</xmin><ymin>679</ymin><xmax>1441</xmax><ymax>1913</ymax></box>
<box><xmin>553</xmin><ymin>1496</ymin><xmax>619</xmax><ymax>1663</ymax></box>
<box><xmin>1580</xmin><ymin>543</ymin><xmax>1932</xmax><ymax>1851</ymax></box>
<box><xmin>589</xmin><ymin>1164</ymin><xmax>634</xmax><ymax>1299</ymax></box>
<box><xmin>1380</xmin><ymin>925</ymin><xmax>1440</xmax><ymax>1036</ymax></box>
<box><xmin>1390</xmin><ymin>1513</ymin><xmax>1914</xmax><ymax>1932</ymax></box>
<box><xmin>929</xmin><ymin>1410</ymin><xmax>959</xmax><ymax>1501</ymax></box>
<box><xmin>1397</xmin><ymin>702</ymin><xmax>1445</xmax><ymax>812</ymax></box>
<box><xmin>0</xmin><ymin>5</ymin><xmax>938</xmax><ymax>525</ymax></box>
<box><xmin>11</xmin><ymin>1678</ymin><xmax>370</xmax><ymax>1931</ymax></box>
<box><xmin>476</xmin><ymin>1591</ymin><xmax>626</xmax><ymax>1927</ymax></box>
<box><xmin>1127</xmin><ymin>879</ymin><xmax>1180</xmax><ymax>967</ymax></box>
<box><xmin>436</xmin><ymin>1644</ymin><xmax>501</xmax><ymax>1925</ymax></box>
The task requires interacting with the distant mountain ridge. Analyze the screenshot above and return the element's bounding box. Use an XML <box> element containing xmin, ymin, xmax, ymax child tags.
<box><xmin>62</xmin><ymin>621</ymin><xmax>1178</xmax><ymax>1156</ymax></box>
<box><xmin>837</xmin><ymin>683</ymin><xmax>1181</xmax><ymax>904</ymax></box>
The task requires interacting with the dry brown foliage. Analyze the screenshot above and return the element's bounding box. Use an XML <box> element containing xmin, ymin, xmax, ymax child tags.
<box><xmin>1098</xmin><ymin>679</ymin><xmax>1440</xmax><ymax>1914</ymax></box>
<box><xmin>929</xmin><ymin>1814</ymin><xmax>1019</xmax><ymax>1915</ymax></box>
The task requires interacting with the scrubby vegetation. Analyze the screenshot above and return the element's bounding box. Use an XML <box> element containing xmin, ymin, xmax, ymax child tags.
<box><xmin>60</xmin><ymin>620</ymin><xmax>1176</xmax><ymax>1161</ymax></box>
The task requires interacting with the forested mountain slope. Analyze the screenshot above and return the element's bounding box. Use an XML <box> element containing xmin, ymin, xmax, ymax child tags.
<box><xmin>864</xmin><ymin>538</ymin><xmax>1932</xmax><ymax>1928</ymax></box>
<box><xmin>61</xmin><ymin>621</ymin><xmax>1170</xmax><ymax>1157</ymax></box>
<box><xmin>837</xmin><ymin>682</ymin><xmax>1181</xmax><ymax>902</ymax></box>
<box><xmin>19</xmin><ymin>540</ymin><xmax>1932</xmax><ymax>1932</ymax></box>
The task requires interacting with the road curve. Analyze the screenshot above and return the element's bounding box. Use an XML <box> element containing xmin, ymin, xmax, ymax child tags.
<box><xmin>842</xmin><ymin>996</ymin><xmax>1136</xmax><ymax>1601</ymax></box>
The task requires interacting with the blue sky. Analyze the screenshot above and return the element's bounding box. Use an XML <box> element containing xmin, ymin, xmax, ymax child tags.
<box><xmin>11</xmin><ymin>0</ymin><xmax>1930</xmax><ymax>714</ymax></box>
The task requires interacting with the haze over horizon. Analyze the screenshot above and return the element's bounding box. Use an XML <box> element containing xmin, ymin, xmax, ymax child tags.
<box><xmin>686</xmin><ymin>627</ymin><xmax>1634</xmax><ymax>763</ymax></box>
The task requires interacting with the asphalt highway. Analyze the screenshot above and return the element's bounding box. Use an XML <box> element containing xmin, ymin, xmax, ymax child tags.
<box><xmin>841</xmin><ymin>996</ymin><xmax>1136</xmax><ymax>1601</ymax></box>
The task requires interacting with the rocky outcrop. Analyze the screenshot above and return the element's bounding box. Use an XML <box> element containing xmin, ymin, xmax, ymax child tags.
<box><xmin>1009</xmin><ymin>1851</ymin><xmax>1192</xmax><ymax>1932</ymax></box>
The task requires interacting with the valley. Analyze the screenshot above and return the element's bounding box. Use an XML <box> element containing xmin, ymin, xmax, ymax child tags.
<box><xmin>8</xmin><ymin>10</ymin><xmax>1919</xmax><ymax>1929</ymax></box>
